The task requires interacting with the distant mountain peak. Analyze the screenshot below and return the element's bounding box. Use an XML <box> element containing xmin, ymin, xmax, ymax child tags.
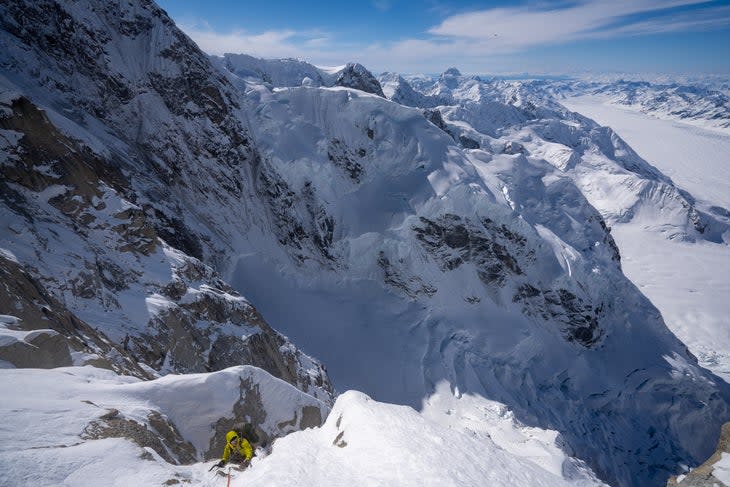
<box><xmin>334</xmin><ymin>62</ymin><xmax>385</xmax><ymax>97</ymax></box>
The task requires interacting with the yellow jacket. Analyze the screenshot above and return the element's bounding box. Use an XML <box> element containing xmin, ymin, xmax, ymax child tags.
<box><xmin>222</xmin><ymin>430</ymin><xmax>253</xmax><ymax>464</ymax></box>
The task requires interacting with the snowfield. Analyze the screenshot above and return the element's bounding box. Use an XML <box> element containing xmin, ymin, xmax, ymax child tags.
<box><xmin>563</xmin><ymin>95</ymin><xmax>730</xmax><ymax>382</ymax></box>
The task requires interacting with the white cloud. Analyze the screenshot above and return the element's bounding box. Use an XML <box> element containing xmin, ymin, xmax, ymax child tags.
<box><xmin>179</xmin><ymin>23</ymin><xmax>376</xmax><ymax>69</ymax></box>
<box><xmin>595</xmin><ymin>5</ymin><xmax>730</xmax><ymax>37</ymax></box>
<box><xmin>427</xmin><ymin>0</ymin><xmax>716</xmax><ymax>48</ymax></box>
<box><xmin>181</xmin><ymin>25</ymin><xmax>296</xmax><ymax>57</ymax></box>
<box><xmin>372</xmin><ymin>0</ymin><xmax>392</xmax><ymax>12</ymax></box>
<box><xmin>372</xmin><ymin>0</ymin><xmax>729</xmax><ymax>71</ymax></box>
<box><xmin>179</xmin><ymin>23</ymin><xmax>343</xmax><ymax>61</ymax></box>
<box><xmin>175</xmin><ymin>1</ymin><xmax>729</xmax><ymax>74</ymax></box>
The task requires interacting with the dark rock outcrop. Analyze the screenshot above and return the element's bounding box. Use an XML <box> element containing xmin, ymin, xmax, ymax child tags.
<box><xmin>82</xmin><ymin>408</ymin><xmax>198</xmax><ymax>465</ymax></box>
<box><xmin>423</xmin><ymin>109</ymin><xmax>450</xmax><ymax>133</ymax></box>
<box><xmin>413</xmin><ymin>214</ymin><xmax>531</xmax><ymax>287</ymax></box>
<box><xmin>335</xmin><ymin>63</ymin><xmax>385</xmax><ymax>97</ymax></box>
<box><xmin>257</xmin><ymin>166</ymin><xmax>337</xmax><ymax>267</ymax></box>
<box><xmin>0</xmin><ymin>255</ymin><xmax>151</xmax><ymax>376</ymax></box>
<box><xmin>377</xmin><ymin>251</ymin><xmax>437</xmax><ymax>299</ymax></box>
<box><xmin>459</xmin><ymin>134</ymin><xmax>480</xmax><ymax>149</ymax></box>
<box><xmin>413</xmin><ymin>214</ymin><xmax>605</xmax><ymax>347</ymax></box>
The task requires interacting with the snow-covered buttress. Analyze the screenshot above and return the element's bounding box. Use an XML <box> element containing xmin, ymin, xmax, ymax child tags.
<box><xmin>0</xmin><ymin>0</ymin><xmax>332</xmax><ymax>400</ymax></box>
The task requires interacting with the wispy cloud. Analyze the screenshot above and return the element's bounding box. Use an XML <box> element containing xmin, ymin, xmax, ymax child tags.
<box><xmin>178</xmin><ymin>22</ymin><xmax>388</xmax><ymax>71</ymax></box>
<box><xmin>594</xmin><ymin>4</ymin><xmax>730</xmax><ymax>37</ymax></box>
<box><xmin>176</xmin><ymin>0</ymin><xmax>730</xmax><ymax>73</ymax></box>
<box><xmin>425</xmin><ymin>0</ymin><xmax>458</xmax><ymax>17</ymax></box>
<box><xmin>427</xmin><ymin>0</ymin><xmax>717</xmax><ymax>49</ymax></box>
<box><xmin>179</xmin><ymin>22</ymin><xmax>341</xmax><ymax>60</ymax></box>
<box><xmin>372</xmin><ymin>0</ymin><xmax>392</xmax><ymax>12</ymax></box>
<box><xmin>375</xmin><ymin>0</ymin><xmax>730</xmax><ymax>71</ymax></box>
<box><xmin>181</xmin><ymin>25</ymin><xmax>294</xmax><ymax>57</ymax></box>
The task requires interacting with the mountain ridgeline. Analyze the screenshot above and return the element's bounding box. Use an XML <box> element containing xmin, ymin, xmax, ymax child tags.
<box><xmin>1</xmin><ymin>1</ymin><xmax>729</xmax><ymax>487</ymax></box>
<box><xmin>544</xmin><ymin>78</ymin><xmax>730</xmax><ymax>131</ymax></box>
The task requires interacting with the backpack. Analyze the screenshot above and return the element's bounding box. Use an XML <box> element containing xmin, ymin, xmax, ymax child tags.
<box><xmin>232</xmin><ymin>422</ymin><xmax>260</xmax><ymax>444</ymax></box>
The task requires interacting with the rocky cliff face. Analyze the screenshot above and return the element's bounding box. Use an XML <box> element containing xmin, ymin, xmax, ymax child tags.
<box><xmin>0</xmin><ymin>254</ymin><xmax>148</xmax><ymax>374</ymax></box>
<box><xmin>0</xmin><ymin>0</ymin><xmax>333</xmax><ymax>404</ymax></box>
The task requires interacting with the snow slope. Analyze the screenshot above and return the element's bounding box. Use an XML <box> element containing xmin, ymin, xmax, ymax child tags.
<box><xmin>243</xmin><ymin>385</ymin><xmax>606</xmax><ymax>487</ymax></box>
<box><xmin>0</xmin><ymin>365</ymin><xmax>329</xmax><ymax>487</ymax></box>
<box><xmin>562</xmin><ymin>95</ymin><xmax>730</xmax><ymax>382</ymax></box>
<box><xmin>231</xmin><ymin>75</ymin><xmax>730</xmax><ymax>486</ymax></box>
<box><xmin>0</xmin><ymin>367</ymin><xmax>606</xmax><ymax>487</ymax></box>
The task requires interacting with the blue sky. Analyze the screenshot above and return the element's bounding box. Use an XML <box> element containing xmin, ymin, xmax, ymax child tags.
<box><xmin>156</xmin><ymin>0</ymin><xmax>730</xmax><ymax>75</ymax></box>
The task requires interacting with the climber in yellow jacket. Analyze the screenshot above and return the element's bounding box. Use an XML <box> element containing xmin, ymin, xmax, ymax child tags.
<box><xmin>214</xmin><ymin>430</ymin><xmax>253</xmax><ymax>468</ymax></box>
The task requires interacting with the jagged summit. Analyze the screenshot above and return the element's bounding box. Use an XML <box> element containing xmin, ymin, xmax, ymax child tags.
<box><xmin>378</xmin><ymin>71</ymin><xmax>443</xmax><ymax>108</ymax></box>
<box><xmin>438</xmin><ymin>67</ymin><xmax>465</xmax><ymax>90</ymax></box>
<box><xmin>443</xmin><ymin>67</ymin><xmax>462</xmax><ymax>77</ymax></box>
<box><xmin>219</xmin><ymin>53</ymin><xmax>327</xmax><ymax>87</ymax></box>
<box><xmin>217</xmin><ymin>54</ymin><xmax>386</xmax><ymax>98</ymax></box>
<box><xmin>334</xmin><ymin>62</ymin><xmax>385</xmax><ymax>97</ymax></box>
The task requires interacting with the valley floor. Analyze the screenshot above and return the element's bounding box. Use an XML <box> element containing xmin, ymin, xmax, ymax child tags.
<box><xmin>562</xmin><ymin>95</ymin><xmax>730</xmax><ymax>383</ymax></box>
